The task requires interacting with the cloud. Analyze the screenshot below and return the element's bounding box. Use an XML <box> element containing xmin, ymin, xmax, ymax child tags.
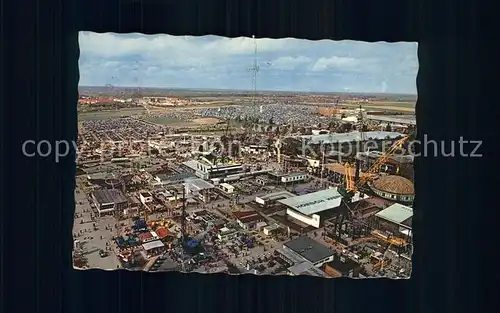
<box><xmin>78</xmin><ymin>32</ymin><xmax>418</xmax><ymax>94</ymax></box>
<box><xmin>310</xmin><ymin>56</ymin><xmax>359</xmax><ymax>71</ymax></box>
<box><xmin>270</xmin><ymin>56</ymin><xmax>311</xmax><ymax>70</ymax></box>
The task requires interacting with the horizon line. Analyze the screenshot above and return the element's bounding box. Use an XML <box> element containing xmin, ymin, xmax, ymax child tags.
<box><xmin>78</xmin><ymin>85</ymin><xmax>417</xmax><ymax>96</ymax></box>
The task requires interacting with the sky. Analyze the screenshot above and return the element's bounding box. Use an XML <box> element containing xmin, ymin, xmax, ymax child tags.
<box><xmin>78</xmin><ymin>32</ymin><xmax>418</xmax><ymax>94</ymax></box>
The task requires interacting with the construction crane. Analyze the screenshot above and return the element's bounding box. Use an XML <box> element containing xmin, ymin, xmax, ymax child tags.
<box><xmin>373</xmin><ymin>242</ymin><xmax>393</xmax><ymax>272</ymax></box>
<box><xmin>340</xmin><ymin>163</ymin><xmax>365</xmax><ymax>225</ymax></box>
<box><xmin>340</xmin><ymin>136</ymin><xmax>409</xmax><ymax>198</ymax></box>
<box><xmin>356</xmin><ymin>136</ymin><xmax>409</xmax><ymax>187</ymax></box>
<box><xmin>337</xmin><ymin>136</ymin><xmax>409</xmax><ymax>236</ymax></box>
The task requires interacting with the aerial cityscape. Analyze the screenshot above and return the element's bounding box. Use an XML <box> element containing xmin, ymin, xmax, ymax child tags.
<box><xmin>74</xmin><ymin>32</ymin><xmax>417</xmax><ymax>278</ymax></box>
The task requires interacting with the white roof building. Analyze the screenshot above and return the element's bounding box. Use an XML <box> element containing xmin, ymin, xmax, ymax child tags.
<box><xmin>279</xmin><ymin>187</ymin><xmax>368</xmax><ymax>228</ymax></box>
<box><xmin>298</xmin><ymin>131</ymin><xmax>405</xmax><ymax>144</ymax></box>
<box><xmin>375</xmin><ymin>203</ymin><xmax>413</xmax><ymax>229</ymax></box>
<box><xmin>142</xmin><ymin>240</ymin><xmax>165</xmax><ymax>251</ymax></box>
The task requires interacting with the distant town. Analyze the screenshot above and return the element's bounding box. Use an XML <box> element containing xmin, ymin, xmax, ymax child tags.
<box><xmin>74</xmin><ymin>87</ymin><xmax>415</xmax><ymax>278</ymax></box>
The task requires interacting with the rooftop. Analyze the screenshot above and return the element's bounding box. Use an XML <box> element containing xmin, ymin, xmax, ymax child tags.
<box><xmin>91</xmin><ymin>189</ymin><xmax>128</xmax><ymax>205</ymax></box>
<box><xmin>233</xmin><ymin>210</ymin><xmax>259</xmax><ymax>219</ymax></box>
<box><xmin>302</xmin><ymin>265</ymin><xmax>330</xmax><ymax>278</ymax></box>
<box><xmin>371</xmin><ymin>175</ymin><xmax>414</xmax><ymax>195</ymax></box>
<box><xmin>233</xmin><ymin>210</ymin><xmax>264</xmax><ymax>224</ymax></box>
<box><xmin>357</xmin><ymin>151</ymin><xmax>414</xmax><ymax>164</ymax></box>
<box><xmin>366</xmin><ymin>115</ymin><xmax>417</xmax><ymax>125</ymax></box>
<box><xmin>278</xmin><ymin>188</ymin><xmax>343</xmax><ymax>215</ymax></box>
<box><xmin>155</xmin><ymin>227</ymin><xmax>169</xmax><ymax>238</ymax></box>
<box><xmin>139</xmin><ymin>232</ymin><xmax>153</xmax><ymax>241</ymax></box>
<box><xmin>184</xmin><ymin>178</ymin><xmax>215</xmax><ymax>191</ymax></box>
<box><xmin>375</xmin><ymin>203</ymin><xmax>413</xmax><ymax>226</ymax></box>
<box><xmin>284</xmin><ymin>236</ymin><xmax>334</xmax><ymax>264</ymax></box>
<box><xmin>256</xmin><ymin>190</ymin><xmax>296</xmax><ymax>202</ymax></box>
<box><xmin>157</xmin><ymin>172</ymin><xmax>195</xmax><ymax>182</ymax></box>
<box><xmin>299</xmin><ymin>131</ymin><xmax>405</xmax><ymax>144</ymax></box>
<box><xmin>182</xmin><ymin>160</ymin><xmax>199</xmax><ymax>171</ymax></box>
<box><xmin>283</xmin><ymin>172</ymin><xmax>308</xmax><ymax>178</ymax></box>
<box><xmin>219</xmin><ymin>182</ymin><xmax>234</xmax><ymax>189</ymax></box>
<box><xmin>142</xmin><ymin>240</ymin><xmax>165</xmax><ymax>251</ymax></box>
<box><xmin>324</xmin><ymin>163</ymin><xmax>375</xmax><ymax>179</ymax></box>
<box><xmin>288</xmin><ymin>261</ymin><xmax>315</xmax><ymax>275</ymax></box>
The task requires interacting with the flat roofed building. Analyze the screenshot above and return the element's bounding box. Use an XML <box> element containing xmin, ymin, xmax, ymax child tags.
<box><xmin>279</xmin><ymin>188</ymin><xmax>339</xmax><ymax>228</ymax></box>
<box><xmin>255</xmin><ymin>190</ymin><xmax>296</xmax><ymax>206</ymax></box>
<box><xmin>155</xmin><ymin>172</ymin><xmax>196</xmax><ymax>185</ymax></box>
<box><xmin>91</xmin><ymin>189</ymin><xmax>128</xmax><ymax>217</ymax></box>
<box><xmin>282</xmin><ymin>156</ymin><xmax>307</xmax><ymax>172</ymax></box>
<box><xmin>185</xmin><ymin>178</ymin><xmax>214</xmax><ymax>190</ymax></box>
<box><xmin>324</xmin><ymin>253</ymin><xmax>362</xmax><ymax>278</ymax></box>
<box><xmin>233</xmin><ymin>210</ymin><xmax>265</xmax><ymax>230</ymax></box>
<box><xmin>366</xmin><ymin>115</ymin><xmax>417</xmax><ymax>126</ymax></box>
<box><xmin>255</xmin><ymin>175</ymin><xmax>270</xmax><ymax>186</ymax></box>
<box><xmin>244</xmin><ymin>145</ymin><xmax>268</xmax><ymax>154</ymax></box>
<box><xmin>182</xmin><ymin>159</ymin><xmax>244</xmax><ymax>180</ymax></box>
<box><xmin>263</xmin><ymin>224</ymin><xmax>280</xmax><ymax>236</ymax></box>
<box><xmin>217</xmin><ymin>227</ymin><xmax>238</xmax><ymax>240</ymax></box>
<box><xmin>372</xmin><ymin>203</ymin><xmax>413</xmax><ymax>247</ymax></box>
<box><xmin>287</xmin><ymin>261</ymin><xmax>314</xmax><ymax>275</ymax></box>
<box><xmin>142</xmin><ymin>240</ymin><xmax>165</xmax><ymax>255</ymax></box>
<box><xmin>139</xmin><ymin>191</ymin><xmax>153</xmax><ymax>204</ymax></box>
<box><xmin>281</xmin><ymin>236</ymin><xmax>335</xmax><ymax>267</ymax></box>
<box><xmin>280</xmin><ymin>172</ymin><xmax>308</xmax><ymax>183</ymax></box>
<box><xmin>267</xmin><ymin>171</ymin><xmax>307</xmax><ymax>184</ymax></box>
<box><xmin>184</xmin><ymin>178</ymin><xmax>215</xmax><ymax>203</ymax></box>
<box><xmin>219</xmin><ymin>182</ymin><xmax>235</xmax><ymax>194</ymax></box>
<box><xmin>279</xmin><ymin>187</ymin><xmax>368</xmax><ymax>228</ymax></box>
<box><xmin>287</xmin><ymin>261</ymin><xmax>330</xmax><ymax>278</ymax></box>
<box><xmin>375</xmin><ymin>203</ymin><xmax>413</xmax><ymax>229</ymax></box>
<box><xmin>298</xmin><ymin>131</ymin><xmax>405</xmax><ymax>145</ymax></box>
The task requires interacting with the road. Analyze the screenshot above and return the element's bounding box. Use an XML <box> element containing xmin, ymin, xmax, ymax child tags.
<box><xmin>73</xmin><ymin>190</ymin><xmax>122</xmax><ymax>269</ymax></box>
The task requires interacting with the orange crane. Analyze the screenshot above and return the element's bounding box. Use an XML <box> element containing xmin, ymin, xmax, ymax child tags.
<box><xmin>338</xmin><ymin>136</ymin><xmax>410</xmax><ymax>234</ymax></box>
<box><xmin>356</xmin><ymin>136</ymin><xmax>408</xmax><ymax>187</ymax></box>
<box><xmin>340</xmin><ymin>136</ymin><xmax>408</xmax><ymax>197</ymax></box>
<box><xmin>373</xmin><ymin>242</ymin><xmax>393</xmax><ymax>272</ymax></box>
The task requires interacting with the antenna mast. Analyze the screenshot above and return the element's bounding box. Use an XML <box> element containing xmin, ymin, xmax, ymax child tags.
<box><xmin>247</xmin><ymin>35</ymin><xmax>259</xmax><ymax>106</ymax></box>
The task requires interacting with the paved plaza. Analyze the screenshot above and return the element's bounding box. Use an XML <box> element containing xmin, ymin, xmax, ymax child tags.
<box><xmin>73</xmin><ymin>191</ymin><xmax>122</xmax><ymax>269</ymax></box>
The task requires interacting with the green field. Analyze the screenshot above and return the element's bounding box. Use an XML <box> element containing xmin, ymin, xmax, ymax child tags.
<box><xmin>369</xmin><ymin>102</ymin><xmax>416</xmax><ymax>108</ymax></box>
<box><xmin>342</xmin><ymin>101</ymin><xmax>415</xmax><ymax>113</ymax></box>
<box><xmin>78</xmin><ymin>107</ymin><xmax>146</xmax><ymax>121</ymax></box>
<box><xmin>143</xmin><ymin>116</ymin><xmax>186</xmax><ymax>125</ymax></box>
